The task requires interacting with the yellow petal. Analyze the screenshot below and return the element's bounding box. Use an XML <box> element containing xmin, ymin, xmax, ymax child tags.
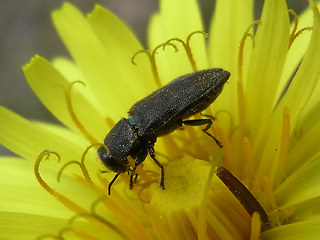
<box><xmin>51</xmin><ymin>56</ymin><xmax>108</xmax><ymax>119</ymax></box>
<box><xmin>278</xmin><ymin>7</ymin><xmax>313</xmax><ymax>98</ymax></box>
<box><xmin>0</xmin><ymin>158</ymin><xmax>72</xmax><ymax>217</ymax></box>
<box><xmin>0</xmin><ymin>107</ymin><xmax>90</xmax><ymax>162</ymax></box>
<box><xmin>277</xmin><ymin>6</ymin><xmax>320</xmax><ymax>122</ymax></box>
<box><xmin>160</xmin><ymin>0</ymin><xmax>207</xmax><ymax>71</ymax></box>
<box><xmin>0</xmin><ymin>157</ymin><xmax>72</xmax><ymax>239</ymax></box>
<box><xmin>148</xmin><ymin>0</ymin><xmax>207</xmax><ymax>84</ymax></box>
<box><xmin>209</xmin><ymin>0</ymin><xmax>254</xmax><ymax>70</ymax></box>
<box><xmin>0</xmin><ymin>212</ymin><xmax>68</xmax><ymax>240</ymax></box>
<box><xmin>259</xmin><ymin>6</ymin><xmax>320</xmax><ymax>180</ymax></box>
<box><xmin>148</xmin><ymin>12</ymin><xmax>181</xmax><ymax>83</ymax></box>
<box><xmin>274</xmin><ymin>155</ymin><xmax>320</xmax><ymax>206</ymax></box>
<box><xmin>87</xmin><ymin>5</ymin><xmax>156</xmax><ymax>96</ymax></box>
<box><xmin>261</xmin><ymin>216</ymin><xmax>320</xmax><ymax>240</ymax></box>
<box><xmin>208</xmin><ymin>0</ymin><xmax>254</xmax><ymax>120</ymax></box>
<box><xmin>285</xmin><ymin>119</ymin><xmax>320</xmax><ymax>176</ymax></box>
<box><xmin>33</xmin><ymin>121</ymin><xmax>88</xmax><ymax>147</ymax></box>
<box><xmin>246</xmin><ymin>0</ymin><xmax>290</xmax><ymax>139</ymax></box>
<box><xmin>52</xmin><ymin>3</ymin><xmax>136</xmax><ymax>119</ymax></box>
<box><xmin>159</xmin><ymin>0</ymin><xmax>204</xmax><ymax>39</ymax></box>
<box><xmin>23</xmin><ymin>55</ymin><xmax>108</xmax><ymax>141</ymax></box>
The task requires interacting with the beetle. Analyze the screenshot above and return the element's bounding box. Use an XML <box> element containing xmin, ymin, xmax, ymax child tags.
<box><xmin>98</xmin><ymin>68</ymin><xmax>230</xmax><ymax>194</ymax></box>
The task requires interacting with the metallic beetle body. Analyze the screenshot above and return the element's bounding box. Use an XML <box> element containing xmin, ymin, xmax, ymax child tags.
<box><xmin>98</xmin><ymin>68</ymin><xmax>230</xmax><ymax>193</ymax></box>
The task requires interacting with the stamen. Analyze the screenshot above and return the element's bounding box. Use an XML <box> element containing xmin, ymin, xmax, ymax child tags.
<box><xmin>81</xmin><ymin>143</ymin><xmax>109</xmax><ymax>183</ymax></box>
<box><xmin>161</xmin><ymin>135</ymin><xmax>182</xmax><ymax>158</ymax></box>
<box><xmin>90</xmin><ymin>196</ymin><xmax>134</xmax><ymax>238</ymax></box>
<box><xmin>198</xmin><ymin>157</ymin><xmax>216</xmax><ymax>240</ymax></box>
<box><xmin>74</xmin><ymin>231</ymin><xmax>102</xmax><ymax>240</ymax></box>
<box><xmin>68</xmin><ymin>212</ymin><xmax>126</xmax><ymax>239</ymax></box>
<box><xmin>90</xmin><ymin>196</ymin><xmax>105</xmax><ymax>214</ymax></box>
<box><xmin>57</xmin><ymin>160</ymin><xmax>81</xmax><ymax>182</ymax></box>
<box><xmin>214</xmin><ymin>110</ymin><xmax>234</xmax><ymax>138</ymax></box>
<box><xmin>289</xmin><ymin>26</ymin><xmax>313</xmax><ymax>48</ymax></box>
<box><xmin>132</xmin><ymin>43</ymin><xmax>177</xmax><ymax>88</ymax></box>
<box><xmin>242</xmin><ymin>137</ymin><xmax>254</xmax><ymax>179</ymax></box>
<box><xmin>216</xmin><ymin>166</ymin><xmax>271</xmax><ymax>232</ymax></box>
<box><xmin>57</xmin><ymin>143</ymin><xmax>108</xmax><ymax>187</ymax></box>
<box><xmin>136</xmin><ymin>179</ymin><xmax>156</xmax><ymax>202</ymax></box>
<box><xmin>34</xmin><ymin>150</ymin><xmax>87</xmax><ymax>214</ymax></box>
<box><xmin>237</xmin><ymin>21</ymin><xmax>261</xmax><ymax>134</ymax></box>
<box><xmin>134</xmin><ymin>168</ymin><xmax>159</xmax><ymax>189</ymax></box>
<box><xmin>36</xmin><ymin>234</ymin><xmax>62</xmax><ymax>240</ymax></box>
<box><xmin>288</xmin><ymin>9</ymin><xmax>313</xmax><ymax>49</ymax></box>
<box><xmin>57</xmin><ymin>228</ymin><xmax>75</xmax><ymax>240</ymax></box>
<box><xmin>164</xmin><ymin>30</ymin><xmax>208</xmax><ymax>71</ymax></box>
<box><xmin>98</xmin><ymin>174</ymin><xmax>155</xmax><ymax>239</ymax></box>
<box><xmin>288</xmin><ymin>9</ymin><xmax>299</xmax><ymax>44</ymax></box>
<box><xmin>132</xmin><ymin>31</ymin><xmax>206</xmax><ymax>87</ymax></box>
<box><xmin>97</xmin><ymin>173</ymin><xmax>152</xmax><ymax>221</ymax></box>
<box><xmin>36</xmin><ymin>228</ymin><xmax>79</xmax><ymax>240</ymax></box>
<box><xmin>186</xmin><ymin>128</ymin><xmax>210</xmax><ymax>160</ymax></box>
<box><xmin>105</xmin><ymin>116</ymin><xmax>115</xmax><ymax>129</ymax></box>
<box><xmin>272</xmin><ymin>107</ymin><xmax>290</xmax><ymax>187</ymax></box>
<box><xmin>63</xmin><ymin>81</ymin><xmax>98</xmax><ymax>144</ymax></box>
<box><xmin>280</xmin><ymin>109</ymin><xmax>291</xmax><ymax>158</ymax></box>
<box><xmin>90</xmin><ymin>197</ymin><xmax>128</xmax><ymax>238</ymax></box>
<box><xmin>238</xmin><ymin>21</ymin><xmax>261</xmax><ymax>83</ymax></box>
<box><xmin>268</xmin><ymin>205</ymin><xmax>295</xmax><ymax>227</ymax></box>
<box><xmin>250</xmin><ymin>212</ymin><xmax>262</xmax><ymax>240</ymax></box>
<box><xmin>237</xmin><ymin>79</ymin><xmax>246</xmax><ymax>131</ymax></box>
<box><xmin>214</xmin><ymin>124</ymin><xmax>236</xmax><ymax>167</ymax></box>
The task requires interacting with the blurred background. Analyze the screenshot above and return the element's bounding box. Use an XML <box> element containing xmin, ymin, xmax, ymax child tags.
<box><xmin>0</xmin><ymin>0</ymin><xmax>308</xmax><ymax>154</ymax></box>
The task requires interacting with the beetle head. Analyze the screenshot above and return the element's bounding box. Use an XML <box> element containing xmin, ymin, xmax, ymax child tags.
<box><xmin>98</xmin><ymin>118</ymin><xmax>138</xmax><ymax>173</ymax></box>
<box><xmin>97</xmin><ymin>146</ymin><xmax>129</xmax><ymax>173</ymax></box>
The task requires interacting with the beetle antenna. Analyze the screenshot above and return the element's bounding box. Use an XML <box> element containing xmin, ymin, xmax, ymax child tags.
<box><xmin>108</xmin><ymin>173</ymin><xmax>121</xmax><ymax>195</ymax></box>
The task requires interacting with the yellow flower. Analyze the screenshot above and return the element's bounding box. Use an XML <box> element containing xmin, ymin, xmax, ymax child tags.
<box><xmin>1</xmin><ymin>0</ymin><xmax>320</xmax><ymax>239</ymax></box>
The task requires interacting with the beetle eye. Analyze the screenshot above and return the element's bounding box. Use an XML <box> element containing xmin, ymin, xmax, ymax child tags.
<box><xmin>97</xmin><ymin>146</ymin><xmax>128</xmax><ymax>173</ymax></box>
<box><xmin>97</xmin><ymin>146</ymin><xmax>109</xmax><ymax>161</ymax></box>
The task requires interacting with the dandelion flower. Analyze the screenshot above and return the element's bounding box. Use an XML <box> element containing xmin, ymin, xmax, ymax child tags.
<box><xmin>1</xmin><ymin>0</ymin><xmax>320</xmax><ymax>239</ymax></box>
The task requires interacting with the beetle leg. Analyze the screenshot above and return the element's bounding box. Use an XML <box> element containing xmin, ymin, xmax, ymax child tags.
<box><xmin>128</xmin><ymin>169</ymin><xmax>138</xmax><ymax>183</ymax></box>
<box><xmin>133</xmin><ymin>173</ymin><xmax>139</xmax><ymax>184</ymax></box>
<box><xmin>182</xmin><ymin>118</ymin><xmax>222</xmax><ymax>147</ymax></box>
<box><xmin>200</xmin><ymin>112</ymin><xmax>215</xmax><ymax>121</ymax></box>
<box><xmin>130</xmin><ymin>148</ymin><xmax>148</xmax><ymax>189</ymax></box>
<box><xmin>108</xmin><ymin>172</ymin><xmax>121</xmax><ymax>195</ymax></box>
<box><xmin>147</xmin><ymin>142</ymin><xmax>165</xmax><ymax>190</ymax></box>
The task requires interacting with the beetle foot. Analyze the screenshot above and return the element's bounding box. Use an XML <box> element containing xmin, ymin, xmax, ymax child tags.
<box><xmin>129</xmin><ymin>174</ymin><xmax>135</xmax><ymax>189</ymax></box>
<box><xmin>160</xmin><ymin>172</ymin><xmax>165</xmax><ymax>190</ymax></box>
<box><xmin>160</xmin><ymin>181</ymin><xmax>165</xmax><ymax>190</ymax></box>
